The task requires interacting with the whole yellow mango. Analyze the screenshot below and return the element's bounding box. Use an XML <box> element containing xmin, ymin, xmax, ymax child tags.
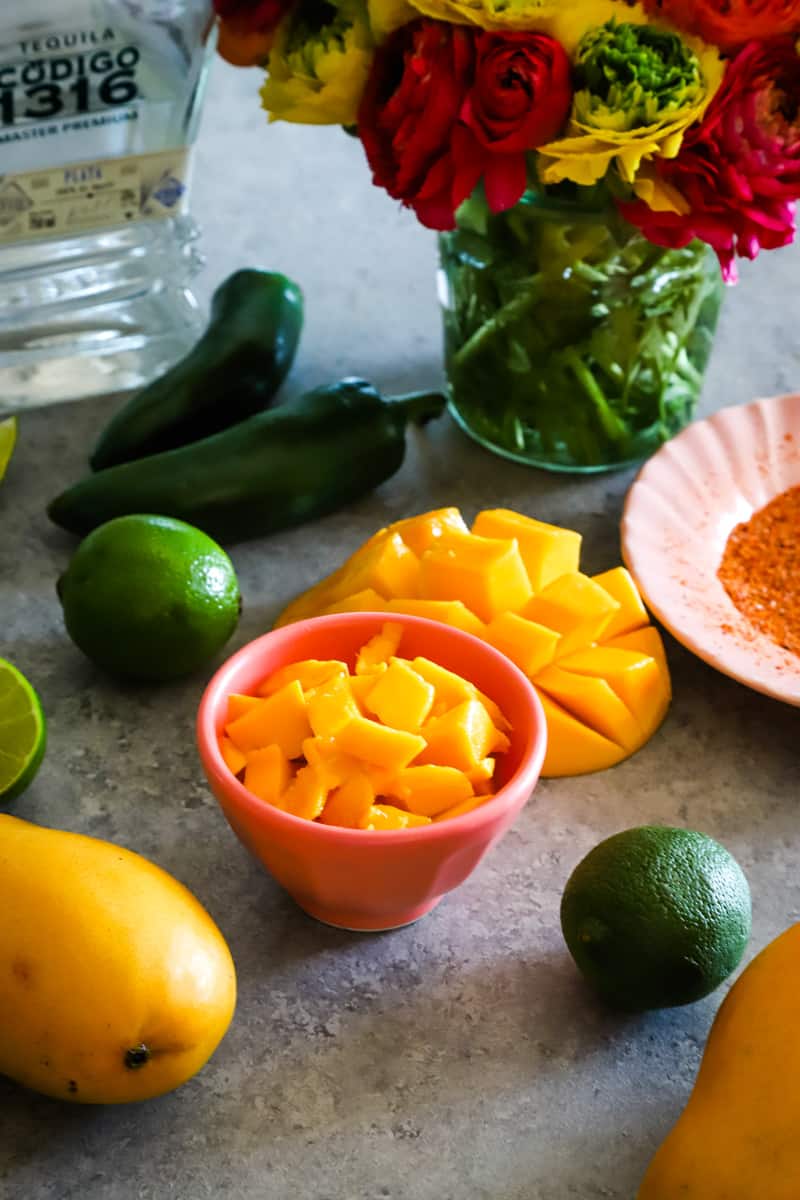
<box><xmin>638</xmin><ymin>923</ymin><xmax>800</xmax><ymax>1198</ymax></box>
<box><xmin>0</xmin><ymin>815</ymin><xmax>236</xmax><ymax>1104</ymax></box>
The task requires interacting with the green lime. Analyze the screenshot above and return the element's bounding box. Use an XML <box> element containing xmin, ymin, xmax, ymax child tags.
<box><xmin>0</xmin><ymin>417</ymin><xmax>17</xmax><ymax>482</ymax></box>
<box><xmin>560</xmin><ymin>826</ymin><xmax>751</xmax><ymax>1012</ymax></box>
<box><xmin>58</xmin><ymin>515</ymin><xmax>242</xmax><ymax>683</ymax></box>
<box><xmin>0</xmin><ymin>659</ymin><xmax>47</xmax><ymax>802</ymax></box>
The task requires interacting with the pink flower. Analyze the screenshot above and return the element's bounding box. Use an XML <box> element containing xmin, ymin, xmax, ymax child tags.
<box><xmin>617</xmin><ymin>37</ymin><xmax>800</xmax><ymax>282</ymax></box>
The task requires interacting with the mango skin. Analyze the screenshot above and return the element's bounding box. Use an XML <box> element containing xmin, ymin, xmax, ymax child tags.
<box><xmin>0</xmin><ymin>815</ymin><xmax>236</xmax><ymax>1104</ymax></box>
<box><xmin>638</xmin><ymin>923</ymin><xmax>800</xmax><ymax>1198</ymax></box>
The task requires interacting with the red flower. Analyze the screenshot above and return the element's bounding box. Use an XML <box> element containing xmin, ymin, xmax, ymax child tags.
<box><xmin>358</xmin><ymin>20</ymin><xmax>573</xmax><ymax>230</ymax></box>
<box><xmin>213</xmin><ymin>0</ymin><xmax>286</xmax><ymax>34</ymax></box>
<box><xmin>643</xmin><ymin>0</ymin><xmax>800</xmax><ymax>52</ymax></box>
<box><xmin>460</xmin><ymin>32</ymin><xmax>573</xmax><ymax>212</ymax></box>
<box><xmin>617</xmin><ymin>37</ymin><xmax>800</xmax><ymax>282</ymax></box>
<box><xmin>358</xmin><ymin>22</ymin><xmax>478</xmax><ymax>230</ymax></box>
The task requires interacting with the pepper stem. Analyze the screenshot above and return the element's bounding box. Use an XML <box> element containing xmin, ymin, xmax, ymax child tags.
<box><xmin>388</xmin><ymin>391</ymin><xmax>447</xmax><ymax>427</ymax></box>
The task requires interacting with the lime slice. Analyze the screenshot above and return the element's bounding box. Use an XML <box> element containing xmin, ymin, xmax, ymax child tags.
<box><xmin>0</xmin><ymin>659</ymin><xmax>46</xmax><ymax>802</ymax></box>
<box><xmin>0</xmin><ymin>417</ymin><xmax>17</xmax><ymax>483</ymax></box>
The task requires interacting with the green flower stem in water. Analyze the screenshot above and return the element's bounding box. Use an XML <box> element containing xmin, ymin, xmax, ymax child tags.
<box><xmin>439</xmin><ymin>189</ymin><xmax>725</xmax><ymax>473</ymax></box>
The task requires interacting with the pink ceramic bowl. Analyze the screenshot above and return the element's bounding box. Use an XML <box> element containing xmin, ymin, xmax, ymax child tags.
<box><xmin>197</xmin><ymin>612</ymin><xmax>547</xmax><ymax>931</ymax></box>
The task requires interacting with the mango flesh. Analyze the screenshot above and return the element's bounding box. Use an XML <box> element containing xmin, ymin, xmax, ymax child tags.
<box><xmin>274</xmin><ymin>508</ymin><xmax>671</xmax><ymax>777</ymax></box>
<box><xmin>0</xmin><ymin>815</ymin><xmax>236</xmax><ymax>1104</ymax></box>
<box><xmin>638</xmin><ymin>923</ymin><xmax>800</xmax><ymax>1199</ymax></box>
<box><xmin>220</xmin><ymin>626</ymin><xmax>511</xmax><ymax>827</ymax></box>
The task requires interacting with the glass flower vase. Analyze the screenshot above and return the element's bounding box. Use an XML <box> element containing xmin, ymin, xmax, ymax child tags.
<box><xmin>438</xmin><ymin>189</ymin><xmax>725</xmax><ymax>473</ymax></box>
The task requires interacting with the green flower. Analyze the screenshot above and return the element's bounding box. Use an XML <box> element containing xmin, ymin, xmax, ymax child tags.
<box><xmin>574</xmin><ymin>21</ymin><xmax>706</xmax><ymax>133</ymax></box>
<box><xmin>261</xmin><ymin>0</ymin><xmax>375</xmax><ymax>125</ymax></box>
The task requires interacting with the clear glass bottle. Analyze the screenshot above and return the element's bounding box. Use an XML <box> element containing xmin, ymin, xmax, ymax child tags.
<box><xmin>0</xmin><ymin>0</ymin><xmax>216</xmax><ymax>414</ymax></box>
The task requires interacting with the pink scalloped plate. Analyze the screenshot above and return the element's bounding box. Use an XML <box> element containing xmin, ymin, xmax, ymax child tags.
<box><xmin>621</xmin><ymin>393</ymin><xmax>800</xmax><ymax>707</ymax></box>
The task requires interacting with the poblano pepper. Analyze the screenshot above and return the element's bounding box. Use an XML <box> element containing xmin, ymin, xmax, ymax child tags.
<box><xmin>49</xmin><ymin>381</ymin><xmax>445</xmax><ymax>544</ymax></box>
<box><xmin>90</xmin><ymin>269</ymin><xmax>305</xmax><ymax>471</ymax></box>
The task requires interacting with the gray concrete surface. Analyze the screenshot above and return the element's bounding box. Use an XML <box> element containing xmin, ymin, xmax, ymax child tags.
<box><xmin>1</xmin><ymin>56</ymin><xmax>799</xmax><ymax>1200</ymax></box>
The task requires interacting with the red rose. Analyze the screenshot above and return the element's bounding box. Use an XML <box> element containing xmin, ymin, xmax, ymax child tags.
<box><xmin>460</xmin><ymin>32</ymin><xmax>573</xmax><ymax>212</ymax></box>
<box><xmin>358</xmin><ymin>21</ymin><xmax>478</xmax><ymax>231</ymax></box>
<box><xmin>644</xmin><ymin>0</ymin><xmax>800</xmax><ymax>52</ymax></box>
<box><xmin>213</xmin><ymin>0</ymin><xmax>286</xmax><ymax>34</ymax></box>
<box><xmin>358</xmin><ymin>20</ymin><xmax>573</xmax><ymax>229</ymax></box>
<box><xmin>617</xmin><ymin>37</ymin><xmax>800</xmax><ymax>281</ymax></box>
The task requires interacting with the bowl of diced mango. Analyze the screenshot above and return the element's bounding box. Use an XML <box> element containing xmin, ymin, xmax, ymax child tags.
<box><xmin>197</xmin><ymin>612</ymin><xmax>547</xmax><ymax>931</ymax></box>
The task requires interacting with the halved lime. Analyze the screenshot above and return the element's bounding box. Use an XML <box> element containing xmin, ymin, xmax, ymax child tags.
<box><xmin>0</xmin><ymin>417</ymin><xmax>17</xmax><ymax>483</ymax></box>
<box><xmin>0</xmin><ymin>659</ymin><xmax>47</xmax><ymax>802</ymax></box>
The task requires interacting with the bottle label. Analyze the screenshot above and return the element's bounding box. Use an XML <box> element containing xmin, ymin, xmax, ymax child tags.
<box><xmin>0</xmin><ymin>148</ymin><xmax>192</xmax><ymax>245</ymax></box>
<box><xmin>0</xmin><ymin>31</ymin><xmax>144</xmax><ymax>129</ymax></box>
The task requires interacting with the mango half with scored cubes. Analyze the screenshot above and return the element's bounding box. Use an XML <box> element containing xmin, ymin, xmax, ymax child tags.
<box><xmin>275</xmin><ymin>508</ymin><xmax>671</xmax><ymax>778</ymax></box>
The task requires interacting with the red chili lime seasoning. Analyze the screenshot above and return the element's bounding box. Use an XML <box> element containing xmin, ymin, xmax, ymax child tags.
<box><xmin>718</xmin><ymin>485</ymin><xmax>800</xmax><ymax>657</ymax></box>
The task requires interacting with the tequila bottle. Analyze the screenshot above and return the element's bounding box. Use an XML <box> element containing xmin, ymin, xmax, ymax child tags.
<box><xmin>0</xmin><ymin>0</ymin><xmax>216</xmax><ymax>413</ymax></box>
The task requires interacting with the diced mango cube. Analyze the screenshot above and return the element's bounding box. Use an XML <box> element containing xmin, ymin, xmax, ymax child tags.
<box><xmin>244</xmin><ymin>744</ymin><xmax>292</xmax><ymax>805</ymax></box>
<box><xmin>319</xmin><ymin>773</ymin><xmax>375</xmax><ymax>828</ymax></box>
<box><xmin>472</xmin><ymin>509</ymin><xmax>582</xmax><ymax>592</ymax></box>
<box><xmin>522</xmin><ymin>573</ymin><xmax>620</xmax><ymax>659</ymax></box>
<box><xmin>321</xmin><ymin>589</ymin><xmax>387</xmax><ymax>615</ymax></box>
<box><xmin>384</xmin><ymin>598</ymin><xmax>486</xmax><ymax>638</ymax></box>
<box><xmin>257</xmin><ymin>659</ymin><xmax>348</xmax><ymax>697</ymax></box>
<box><xmin>417</xmin><ymin>699</ymin><xmax>508</xmax><ymax>772</ymax></box>
<box><xmin>605</xmin><ymin>627</ymin><xmax>670</xmax><ymax>681</ymax></box>
<box><xmin>220</xmin><ymin>735</ymin><xmax>247</xmax><ymax>777</ymax></box>
<box><xmin>474</xmin><ymin>689</ymin><xmax>512</xmax><ymax>733</ymax></box>
<box><xmin>536</xmin><ymin>689</ymin><xmax>627</xmax><ymax>777</ymax></box>
<box><xmin>227</xmin><ymin>694</ymin><xmax>264</xmax><ymax>722</ymax></box>
<box><xmin>570</xmin><ymin>640</ymin><xmax>670</xmax><ymax>744</ymax></box>
<box><xmin>301</xmin><ymin>737</ymin><xmax>364</xmax><ymax>788</ymax></box>
<box><xmin>535</xmin><ymin>664</ymin><xmax>642</xmax><ymax>752</ymax></box>
<box><xmin>363</xmin><ymin>659</ymin><xmax>435</xmax><ymax>732</ymax></box>
<box><xmin>467</xmin><ymin>756</ymin><xmax>496</xmax><ymax>795</ymax></box>
<box><xmin>336</xmin><ymin>715</ymin><xmax>426</xmax><ymax>771</ymax></box>
<box><xmin>385</xmin><ymin>764</ymin><xmax>474</xmax><ymax>817</ymax></box>
<box><xmin>419</xmin><ymin>531</ymin><xmax>533</xmax><ymax>623</ymax></box>
<box><xmin>306</xmin><ymin>674</ymin><xmax>361</xmax><ymax>738</ymax></box>
<box><xmin>281</xmin><ymin>763</ymin><xmax>329</xmax><ymax>821</ymax></box>
<box><xmin>347</xmin><ymin>672</ymin><xmax>381</xmax><ymax>711</ymax></box>
<box><xmin>389</xmin><ymin>508</ymin><xmax>470</xmax><ymax>557</ymax></box>
<box><xmin>355</xmin><ymin>621</ymin><xmax>404</xmax><ymax>675</ymax></box>
<box><xmin>485</xmin><ymin>611</ymin><xmax>561</xmax><ymax>677</ymax></box>
<box><xmin>361</xmin><ymin>805</ymin><xmax>431</xmax><ymax>831</ymax></box>
<box><xmin>407</xmin><ymin>656</ymin><xmax>477</xmax><ymax>713</ymax></box>
<box><xmin>592</xmin><ymin>568</ymin><xmax>649</xmax><ymax>638</ymax></box>
<box><xmin>274</xmin><ymin>529</ymin><xmax>393</xmax><ymax>628</ymax></box>
<box><xmin>225</xmin><ymin>680</ymin><xmax>312</xmax><ymax>759</ymax></box>
<box><xmin>558</xmin><ymin>646</ymin><xmax>666</xmax><ymax>737</ymax></box>
<box><xmin>333</xmin><ymin>532</ymin><xmax>421</xmax><ymax>602</ymax></box>
<box><xmin>434</xmin><ymin>795</ymin><xmax>492</xmax><ymax>822</ymax></box>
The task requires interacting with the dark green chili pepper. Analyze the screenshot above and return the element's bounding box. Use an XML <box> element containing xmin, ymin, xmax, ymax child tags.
<box><xmin>50</xmin><ymin>380</ymin><xmax>446</xmax><ymax>544</ymax></box>
<box><xmin>90</xmin><ymin>269</ymin><xmax>304</xmax><ymax>470</ymax></box>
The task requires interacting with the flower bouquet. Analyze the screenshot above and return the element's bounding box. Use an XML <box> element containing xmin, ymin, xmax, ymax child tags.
<box><xmin>215</xmin><ymin>0</ymin><xmax>800</xmax><ymax>470</ymax></box>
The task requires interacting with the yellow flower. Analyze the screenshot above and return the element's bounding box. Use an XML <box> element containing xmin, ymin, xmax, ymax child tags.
<box><xmin>367</xmin><ymin>0</ymin><xmax>418</xmax><ymax>39</ymax></box>
<box><xmin>261</xmin><ymin>0</ymin><xmax>375</xmax><ymax>126</ymax></box>
<box><xmin>402</xmin><ymin>0</ymin><xmax>646</xmax><ymax>51</ymax></box>
<box><xmin>631</xmin><ymin>167</ymin><xmax>690</xmax><ymax>214</ymax></box>
<box><xmin>537</xmin><ymin>23</ymin><xmax>725</xmax><ymax>188</ymax></box>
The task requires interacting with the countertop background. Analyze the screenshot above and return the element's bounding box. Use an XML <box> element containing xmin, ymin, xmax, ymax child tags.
<box><xmin>1</xmin><ymin>56</ymin><xmax>799</xmax><ymax>1200</ymax></box>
